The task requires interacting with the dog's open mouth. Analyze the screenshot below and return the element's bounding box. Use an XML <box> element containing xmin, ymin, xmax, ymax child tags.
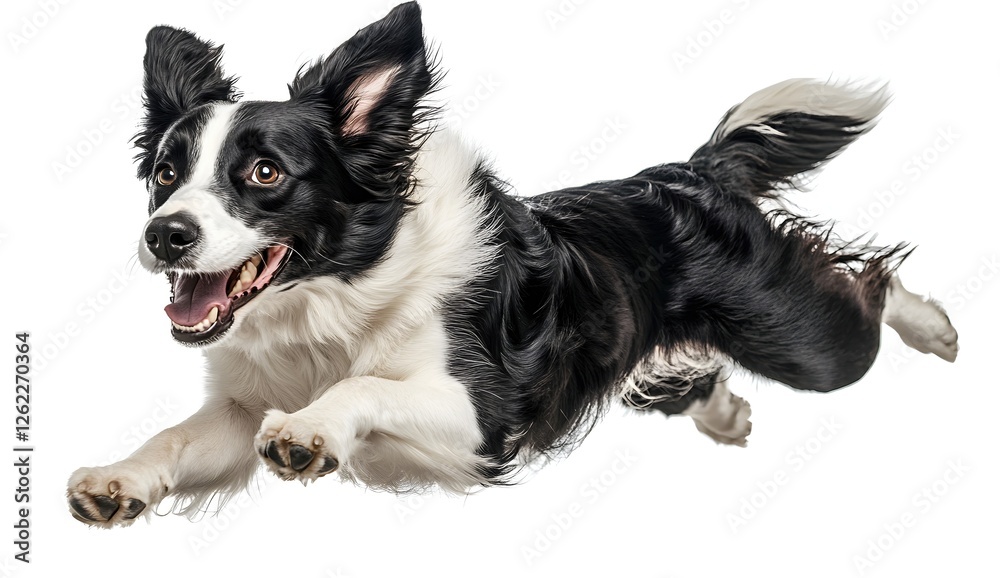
<box><xmin>164</xmin><ymin>245</ymin><xmax>292</xmax><ymax>345</ymax></box>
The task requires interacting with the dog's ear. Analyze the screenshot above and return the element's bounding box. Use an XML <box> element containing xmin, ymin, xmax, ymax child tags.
<box><xmin>134</xmin><ymin>26</ymin><xmax>239</xmax><ymax>179</ymax></box>
<box><xmin>289</xmin><ymin>1</ymin><xmax>435</xmax><ymax>196</ymax></box>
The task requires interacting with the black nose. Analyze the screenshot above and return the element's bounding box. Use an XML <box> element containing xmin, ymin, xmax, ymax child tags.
<box><xmin>145</xmin><ymin>213</ymin><xmax>200</xmax><ymax>263</ymax></box>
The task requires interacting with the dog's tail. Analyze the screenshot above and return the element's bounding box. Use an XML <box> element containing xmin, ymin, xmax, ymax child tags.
<box><xmin>689</xmin><ymin>79</ymin><xmax>890</xmax><ymax>200</ymax></box>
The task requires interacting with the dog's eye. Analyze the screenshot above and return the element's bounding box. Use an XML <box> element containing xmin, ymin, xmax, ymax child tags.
<box><xmin>156</xmin><ymin>166</ymin><xmax>177</xmax><ymax>186</ymax></box>
<box><xmin>251</xmin><ymin>161</ymin><xmax>280</xmax><ymax>185</ymax></box>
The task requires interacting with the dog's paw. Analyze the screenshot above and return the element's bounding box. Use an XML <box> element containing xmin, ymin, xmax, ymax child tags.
<box><xmin>684</xmin><ymin>380</ymin><xmax>752</xmax><ymax>447</ymax></box>
<box><xmin>67</xmin><ymin>463</ymin><xmax>167</xmax><ymax>528</ymax></box>
<box><xmin>896</xmin><ymin>305</ymin><xmax>958</xmax><ymax>362</ymax></box>
<box><xmin>885</xmin><ymin>282</ymin><xmax>959</xmax><ymax>362</ymax></box>
<box><xmin>255</xmin><ymin>409</ymin><xmax>345</xmax><ymax>483</ymax></box>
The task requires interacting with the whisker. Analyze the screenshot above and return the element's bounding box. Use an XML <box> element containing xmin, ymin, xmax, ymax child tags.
<box><xmin>315</xmin><ymin>250</ymin><xmax>349</xmax><ymax>267</ymax></box>
<box><xmin>270</xmin><ymin>241</ymin><xmax>311</xmax><ymax>270</ymax></box>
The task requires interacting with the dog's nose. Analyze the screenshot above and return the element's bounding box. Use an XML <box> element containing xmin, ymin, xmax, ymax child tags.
<box><xmin>144</xmin><ymin>213</ymin><xmax>200</xmax><ymax>263</ymax></box>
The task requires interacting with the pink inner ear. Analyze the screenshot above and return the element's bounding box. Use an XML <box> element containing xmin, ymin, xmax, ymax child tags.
<box><xmin>341</xmin><ymin>66</ymin><xmax>399</xmax><ymax>137</ymax></box>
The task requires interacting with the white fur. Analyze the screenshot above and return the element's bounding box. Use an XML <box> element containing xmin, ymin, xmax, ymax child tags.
<box><xmin>69</xmin><ymin>129</ymin><xmax>499</xmax><ymax>526</ymax></box>
<box><xmin>712</xmin><ymin>79</ymin><xmax>890</xmax><ymax>144</ymax></box>
<box><xmin>620</xmin><ymin>344</ymin><xmax>723</xmax><ymax>409</ymax></box>
<box><xmin>252</xmin><ymin>315</ymin><xmax>490</xmax><ymax>492</ymax></box>
<box><xmin>882</xmin><ymin>276</ymin><xmax>959</xmax><ymax>362</ymax></box>
<box><xmin>137</xmin><ymin>102</ymin><xmax>263</xmax><ymax>273</ymax></box>
<box><xmin>619</xmin><ymin>348</ymin><xmax>750</xmax><ymax>446</ymax></box>
<box><xmin>682</xmin><ymin>376</ymin><xmax>752</xmax><ymax>447</ymax></box>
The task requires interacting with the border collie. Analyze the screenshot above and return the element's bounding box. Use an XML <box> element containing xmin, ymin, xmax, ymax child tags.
<box><xmin>68</xmin><ymin>2</ymin><xmax>958</xmax><ymax>527</ymax></box>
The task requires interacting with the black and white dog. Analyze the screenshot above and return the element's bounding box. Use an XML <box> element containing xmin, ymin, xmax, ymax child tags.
<box><xmin>68</xmin><ymin>2</ymin><xmax>958</xmax><ymax>527</ymax></box>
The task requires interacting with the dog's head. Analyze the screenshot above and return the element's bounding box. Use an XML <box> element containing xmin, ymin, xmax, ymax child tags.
<box><xmin>134</xmin><ymin>2</ymin><xmax>434</xmax><ymax>346</ymax></box>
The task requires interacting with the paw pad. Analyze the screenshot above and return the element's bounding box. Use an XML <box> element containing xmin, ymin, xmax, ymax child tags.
<box><xmin>255</xmin><ymin>413</ymin><xmax>342</xmax><ymax>482</ymax></box>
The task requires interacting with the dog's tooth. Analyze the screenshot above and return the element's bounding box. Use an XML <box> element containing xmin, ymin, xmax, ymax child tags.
<box><xmin>250</xmin><ymin>254</ymin><xmax>262</xmax><ymax>267</ymax></box>
<box><xmin>228</xmin><ymin>279</ymin><xmax>243</xmax><ymax>298</ymax></box>
<box><xmin>239</xmin><ymin>266</ymin><xmax>254</xmax><ymax>286</ymax></box>
<box><xmin>243</xmin><ymin>260</ymin><xmax>258</xmax><ymax>281</ymax></box>
<box><xmin>208</xmin><ymin>306</ymin><xmax>219</xmax><ymax>324</ymax></box>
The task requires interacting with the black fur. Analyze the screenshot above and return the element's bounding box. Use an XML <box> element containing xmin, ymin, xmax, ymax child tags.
<box><xmin>288</xmin><ymin>0</ymin><xmax>437</xmax><ymax>203</ymax></box>
<box><xmin>446</xmin><ymin>124</ymin><xmax>905</xmax><ymax>482</ymax></box>
<box><xmin>690</xmin><ymin>111</ymin><xmax>880</xmax><ymax>199</ymax></box>
<box><xmin>134</xmin><ymin>26</ymin><xmax>239</xmax><ymax>180</ymax></box>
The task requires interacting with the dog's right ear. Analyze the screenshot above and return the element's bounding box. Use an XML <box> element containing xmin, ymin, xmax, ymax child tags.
<box><xmin>288</xmin><ymin>2</ymin><xmax>435</xmax><ymax>199</ymax></box>
<box><xmin>134</xmin><ymin>26</ymin><xmax>239</xmax><ymax>179</ymax></box>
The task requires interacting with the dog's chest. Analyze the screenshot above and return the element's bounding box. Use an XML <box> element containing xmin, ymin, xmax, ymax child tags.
<box><xmin>204</xmin><ymin>311</ymin><xmax>455</xmax><ymax>414</ymax></box>
<box><xmin>205</xmin><ymin>340</ymin><xmax>354</xmax><ymax>412</ymax></box>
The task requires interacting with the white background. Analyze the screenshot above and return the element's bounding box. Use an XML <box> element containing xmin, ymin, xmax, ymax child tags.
<box><xmin>1</xmin><ymin>0</ymin><xmax>998</xmax><ymax>576</ymax></box>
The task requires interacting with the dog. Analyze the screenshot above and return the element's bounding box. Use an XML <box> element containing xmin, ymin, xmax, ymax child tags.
<box><xmin>67</xmin><ymin>2</ymin><xmax>958</xmax><ymax>527</ymax></box>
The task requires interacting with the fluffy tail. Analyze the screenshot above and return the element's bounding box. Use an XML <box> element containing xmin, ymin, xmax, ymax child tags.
<box><xmin>690</xmin><ymin>79</ymin><xmax>890</xmax><ymax>200</ymax></box>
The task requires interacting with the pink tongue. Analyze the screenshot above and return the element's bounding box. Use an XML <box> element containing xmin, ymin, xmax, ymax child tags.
<box><xmin>165</xmin><ymin>272</ymin><xmax>230</xmax><ymax>326</ymax></box>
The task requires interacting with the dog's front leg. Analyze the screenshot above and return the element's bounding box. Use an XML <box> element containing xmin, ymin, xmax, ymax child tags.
<box><xmin>255</xmin><ymin>376</ymin><xmax>485</xmax><ymax>491</ymax></box>
<box><xmin>67</xmin><ymin>397</ymin><xmax>261</xmax><ymax>528</ymax></box>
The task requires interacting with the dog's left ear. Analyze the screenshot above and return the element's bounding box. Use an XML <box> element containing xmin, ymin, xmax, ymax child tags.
<box><xmin>134</xmin><ymin>26</ymin><xmax>239</xmax><ymax>179</ymax></box>
<box><xmin>289</xmin><ymin>1</ymin><xmax>434</xmax><ymax>196</ymax></box>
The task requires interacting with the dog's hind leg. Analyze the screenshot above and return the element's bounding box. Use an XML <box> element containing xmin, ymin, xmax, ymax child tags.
<box><xmin>882</xmin><ymin>275</ymin><xmax>959</xmax><ymax>361</ymax></box>
<box><xmin>683</xmin><ymin>377</ymin><xmax>752</xmax><ymax>447</ymax></box>
<box><xmin>623</xmin><ymin>348</ymin><xmax>751</xmax><ymax>446</ymax></box>
<box><xmin>705</xmin><ymin>222</ymin><xmax>958</xmax><ymax>393</ymax></box>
